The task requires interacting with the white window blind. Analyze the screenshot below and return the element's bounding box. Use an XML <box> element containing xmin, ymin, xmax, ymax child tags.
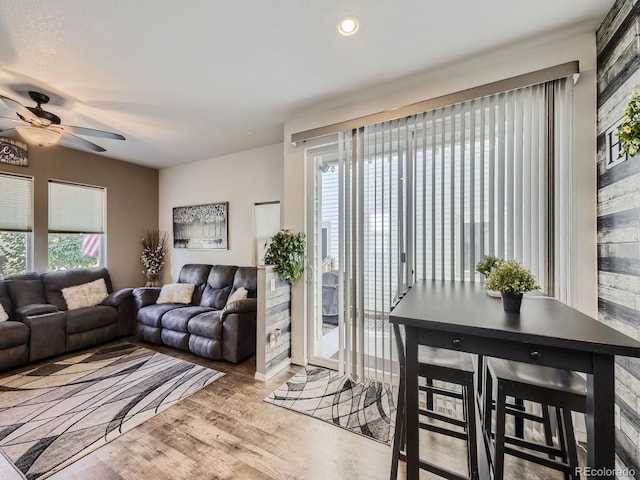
<box><xmin>48</xmin><ymin>181</ymin><xmax>105</xmax><ymax>233</ymax></box>
<box><xmin>255</xmin><ymin>202</ymin><xmax>280</xmax><ymax>264</ymax></box>
<box><xmin>0</xmin><ymin>174</ymin><xmax>33</xmax><ymax>232</ymax></box>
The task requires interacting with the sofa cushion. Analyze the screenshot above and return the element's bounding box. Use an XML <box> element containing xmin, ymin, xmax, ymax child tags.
<box><xmin>0</xmin><ymin>321</ymin><xmax>30</xmax><ymax>349</ymax></box>
<box><xmin>188</xmin><ymin>310</ymin><xmax>223</xmax><ymax>338</ymax></box>
<box><xmin>65</xmin><ymin>305</ymin><xmax>118</xmax><ymax>334</ymax></box>
<box><xmin>6</xmin><ymin>273</ymin><xmax>46</xmax><ymax>308</ymax></box>
<box><xmin>0</xmin><ymin>304</ymin><xmax>7</xmax><ymax>322</ymax></box>
<box><xmin>226</xmin><ymin>287</ymin><xmax>247</xmax><ymax>305</ymax></box>
<box><xmin>200</xmin><ymin>265</ymin><xmax>237</xmax><ymax>309</ymax></box>
<box><xmin>157</xmin><ymin>283</ymin><xmax>195</xmax><ymax>305</ymax></box>
<box><xmin>232</xmin><ymin>267</ymin><xmax>258</xmax><ymax>298</ymax></box>
<box><xmin>161</xmin><ymin>306</ymin><xmax>212</xmax><ymax>332</ymax></box>
<box><xmin>62</xmin><ymin>278</ymin><xmax>109</xmax><ymax>310</ymax></box>
<box><xmin>177</xmin><ymin>264</ymin><xmax>212</xmax><ymax>305</ymax></box>
<box><xmin>137</xmin><ymin>304</ymin><xmax>182</xmax><ymax>328</ymax></box>
<box><xmin>42</xmin><ymin>268</ymin><xmax>113</xmax><ymax>310</ymax></box>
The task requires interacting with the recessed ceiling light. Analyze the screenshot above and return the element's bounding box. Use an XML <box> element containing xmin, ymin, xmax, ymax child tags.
<box><xmin>338</xmin><ymin>16</ymin><xmax>360</xmax><ymax>36</ymax></box>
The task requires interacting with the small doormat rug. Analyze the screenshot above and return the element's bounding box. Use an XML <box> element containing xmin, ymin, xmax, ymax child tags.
<box><xmin>265</xmin><ymin>366</ymin><xmax>396</xmax><ymax>444</ymax></box>
<box><xmin>0</xmin><ymin>343</ymin><xmax>224</xmax><ymax>480</ymax></box>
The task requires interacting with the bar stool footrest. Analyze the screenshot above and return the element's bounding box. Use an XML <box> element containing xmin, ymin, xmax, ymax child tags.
<box><xmin>504</xmin><ymin>445</ymin><xmax>572</xmax><ymax>474</ymax></box>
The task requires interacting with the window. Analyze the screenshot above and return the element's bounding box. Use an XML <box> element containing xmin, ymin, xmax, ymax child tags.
<box><xmin>48</xmin><ymin>181</ymin><xmax>105</xmax><ymax>271</ymax></box>
<box><xmin>254</xmin><ymin>202</ymin><xmax>280</xmax><ymax>264</ymax></box>
<box><xmin>0</xmin><ymin>173</ymin><xmax>33</xmax><ymax>274</ymax></box>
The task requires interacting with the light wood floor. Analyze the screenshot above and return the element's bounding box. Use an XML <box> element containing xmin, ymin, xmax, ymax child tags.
<box><xmin>36</xmin><ymin>339</ymin><xmax>583</xmax><ymax>480</ymax></box>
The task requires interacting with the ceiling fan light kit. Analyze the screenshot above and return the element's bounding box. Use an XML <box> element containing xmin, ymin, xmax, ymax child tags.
<box><xmin>0</xmin><ymin>91</ymin><xmax>125</xmax><ymax>153</ymax></box>
<box><xmin>15</xmin><ymin>125</ymin><xmax>61</xmax><ymax>147</ymax></box>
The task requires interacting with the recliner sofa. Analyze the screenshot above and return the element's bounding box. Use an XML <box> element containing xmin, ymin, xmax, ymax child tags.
<box><xmin>0</xmin><ymin>267</ymin><xmax>134</xmax><ymax>372</ymax></box>
<box><xmin>133</xmin><ymin>264</ymin><xmax>257</xmax><ymax>364</ymax></box>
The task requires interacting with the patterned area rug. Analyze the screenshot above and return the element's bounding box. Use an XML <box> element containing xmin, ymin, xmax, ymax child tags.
<box><xmin>0</xmin><ymin>343</ymin><xmax>224</xmax><ymax>480</ymax></box>
<box><xmin>265</xmin><ymin>366</ymin><xmax>396</xmax><ymax>444</ymax></box>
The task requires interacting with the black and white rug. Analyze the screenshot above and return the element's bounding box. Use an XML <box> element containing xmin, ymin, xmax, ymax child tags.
<box><xmin>265</xmin><ymin>366</ymin><xmax>396</xmax><ymax>444</ymax></box>
<box><xmin>0</xmin><ymin>343</ymin><xmax>224</xmax><ymax>480</ymax></box>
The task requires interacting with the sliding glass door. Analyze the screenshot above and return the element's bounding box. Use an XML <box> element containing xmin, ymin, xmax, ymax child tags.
<box><xmin>305</xmin><ymin>77</ymin><xmax>573</xmax><ymax>383</ymax></box>
<box><xmin>305</xmin><ymin>130</ymin><xmax>406</xmax><ymax>383</ymax></box>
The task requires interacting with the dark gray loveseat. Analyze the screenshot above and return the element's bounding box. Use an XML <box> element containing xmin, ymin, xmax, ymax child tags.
<box><xmin>133</xmin><ymin>264</ymin><xmax>257</xmax><ymax>363</ymax></box>
<box><xmin>0</xmin><ymin>267</ymin><xmax>134</xmax><ymax>372</ymax></box>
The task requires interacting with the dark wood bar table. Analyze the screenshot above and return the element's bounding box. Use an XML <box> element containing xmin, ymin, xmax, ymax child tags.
<box><xmin>389</xmin><ymin>280</ymin><xmax>640</xmax><ymax>480</ymax></box>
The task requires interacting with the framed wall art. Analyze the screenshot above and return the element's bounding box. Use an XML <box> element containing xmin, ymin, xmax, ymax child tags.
<box><xmin>0</xmin><ymin>139</ymin><xmax>28</xmax><ymax>167</ymax></box>
<box><xmin>173</xmin><ymin>202</ymin><xmax>228</xmax><ymax>249</ymax></box>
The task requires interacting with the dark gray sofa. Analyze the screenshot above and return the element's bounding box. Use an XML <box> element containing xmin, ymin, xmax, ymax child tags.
<box><xmin>134</xmin><ymin>264</ymin><xmax>257</xmax><ymax>364</ymax></box>
<box><xmin>0</xmin><ymin>267</ymin><xmax>134</xmax><ymax>372</ymax></box>
<box><xmin>0</xmin><ymin>278</ymin><xmax>30</xmax><ymax>370</ymax></box>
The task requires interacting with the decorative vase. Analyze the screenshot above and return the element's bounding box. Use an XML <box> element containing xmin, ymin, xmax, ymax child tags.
<box><xmin>145</xmin><ymin>273</ymin><xmax>160</xmax><ymax>287</ymax></box>
<box><xmin>501</xmin><ymin>292</ymin><xmax>523</xmax><ymax>313</ymax></box>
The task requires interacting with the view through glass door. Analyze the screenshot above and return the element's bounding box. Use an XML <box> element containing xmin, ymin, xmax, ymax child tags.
<box><xmin>306</xmin><ymin>143</ymin><xmax>341</xmax><ymax>370</ymax></box>
<box><xmin>305</xmin><ymin>129</ymin><xmax>406</xmax><ymax>383</ymax></box>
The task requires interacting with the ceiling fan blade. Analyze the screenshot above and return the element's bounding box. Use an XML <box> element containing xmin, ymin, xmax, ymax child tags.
<box><xmin>59</xmin><ymin>132</ymin><xmax>106</xmax><ymax>153</ymax></box>
<box><xmin>0</xmin><ymin>115</ymin><xmax>26</xmax><ymax>124</ymax></box>
<box><xmin>0</xmin><ymin>95</ymin><xmax>44</xmax><ymax>125</ymax></box>
<box><xmin>0</xmin><ymin>128</ymin><xmax>18</xmax><ymax>138</ymax></box>
<box><xmin>52</xmin><ymin>124</ymin><xmax>125</xmax><ymax>140</ymax></box>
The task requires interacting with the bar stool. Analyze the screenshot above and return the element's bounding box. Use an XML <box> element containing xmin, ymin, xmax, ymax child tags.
<box><xmin>391</xmin><ymin>324</ymin><xmax>479</xmax><ymax>480</ymax></box>
<box><xmin>483</xmin><ymin>358</ymin><xmax>586</xmax><ymax>480</ymax></box>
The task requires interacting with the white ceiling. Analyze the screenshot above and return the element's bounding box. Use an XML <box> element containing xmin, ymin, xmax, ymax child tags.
<box><xmin>0</xmin><ymin>0</ymin><xmax>614</xmax><ymax>169</ymax></box>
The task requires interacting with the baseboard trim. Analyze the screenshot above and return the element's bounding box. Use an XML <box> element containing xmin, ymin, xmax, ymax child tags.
<box><xmin>254</xmin><ymin>358</ymin><xmax>291</xmax><ymax>382</ymax></box>
<box><xmin>290</xmin><ymin>357</ymin><xmax>308</xmax><ymax>367</ymax></box>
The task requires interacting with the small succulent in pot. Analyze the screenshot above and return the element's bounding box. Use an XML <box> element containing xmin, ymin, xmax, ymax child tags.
<box><xmin>485</xmin><ymin>260</ymin><xmax>540</xmax><ymax>313</ymax></box>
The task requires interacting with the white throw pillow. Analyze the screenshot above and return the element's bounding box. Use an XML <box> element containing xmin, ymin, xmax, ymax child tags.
<box><xmin>157</xmin><ymin>283</ymin><xmax>195</xmax><ymax>304</ymax></box>
<box><xmin>62</xmin><ymin>278</ymin><xmax>109</xmax><ymax>310</ymax></box>
<box><xmin>0</xmin><ymin>304</ymin><xmax>8</xmax><ymax>322</ymax></box>
<box><xmin>226</xmin><ymin>287</ymin><xmax>248</xmax><ymax>305</ymax></box>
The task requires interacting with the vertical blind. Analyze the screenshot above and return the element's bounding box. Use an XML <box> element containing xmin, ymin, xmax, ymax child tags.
<box><xmin>413</xmin><ymin>82</ymin><xmax>551</xmax><ymax>290</ymax></box>
<box><xmin>0</xmin><ymin>173</ymin><xmax>33</xmax><ymax>232</ymax></box>
<box><xmin>333</xmin><ymin>76</ymin><xmax>573</xmax><ymax>383</ymax></box>
<box><xmin>48</xmin><ymin>181</ymin><xmax>105</xmax><ymax>233</ymax></box>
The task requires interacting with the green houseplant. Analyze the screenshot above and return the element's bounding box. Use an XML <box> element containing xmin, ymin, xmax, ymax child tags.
<box><xmin>476</xmin><ymin>255</ymin><xmax>502</xmax><ymax>277</ymax></box>
<box><xmin>263</xmin><ymin>230</ymin><xmax>306</xmax><ymax>283</ymax></box>
<box><xmin>485</xmin><ymin>260</ymin><xmax>540</xmax><ymax>313</ymax></box>
<box><xmin>476</xmin><ymin>255</ymin><xmax>503</xmax><ymax>297</ymax></box>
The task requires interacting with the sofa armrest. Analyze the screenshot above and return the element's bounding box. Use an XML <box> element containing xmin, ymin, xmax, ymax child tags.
<box><xmin>103</xmin><ymin>288</ymin><xmax>134</xmax><ymax>307</ymax></box>
<box><xmin>223</xmin><ymin>298</ymin><xmax>257</xmax><ymax>316</ymax></box>
<box><xmin>15</xmin><ymin>303</ymin><xmax>59</xmax><ymax>321</ymax></box>
<box><xmin>133</xmin><ymin>287</ymin><xmax>161</xmax><ymax>309</ymax></box>
<box><xmin>221</xmin><ymin>311</ymin><xmax>257</xmax><ymax>363</ymax></box>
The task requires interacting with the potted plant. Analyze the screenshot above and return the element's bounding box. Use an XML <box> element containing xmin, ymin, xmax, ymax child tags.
<box><xmin>476</xmin><ymin>255</ymin><xmax>502</xmax><ymax>297</ymax></box>
<box><xmin>263</xmin><ymin>230</ymin><xmax>306</xmax><ymax>283</ymax></box>
<box><xmin>140</xmin><ymin>229</ymin><xmax>169</xmax><ymax>286</ymax></box>
<box><xmin>485</xmin><ymin>260</ymin><xmax>540</xmax><ymax>313</ymax></box>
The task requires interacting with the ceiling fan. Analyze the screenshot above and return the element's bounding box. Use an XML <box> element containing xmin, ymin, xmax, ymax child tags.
<box><xmin>0</xmin><ymin>91</ymin><xmax>125</xmax><ymax>153</ymax></box>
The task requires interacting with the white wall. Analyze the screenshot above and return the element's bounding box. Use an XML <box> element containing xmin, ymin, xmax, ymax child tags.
<box><xmin>284</xmin><ymin>32</ymin><xmax>598</xmax><ymax>365</ymax></box>
<box><xmin>159</xmin><ymin>143</ymin><xmax>283</xmax><ymax>282</ymax></box>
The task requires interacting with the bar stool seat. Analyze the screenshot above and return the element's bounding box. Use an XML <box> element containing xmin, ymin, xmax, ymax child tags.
<box><xmin>483</xmin><ymin>358</ymin><xmax>586</xmax><ymax>480</ymax></box>
<box><xmin>391</xmin><ymin>324</ymin><xmax>479</xmax><ymax>480</ymax></box>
